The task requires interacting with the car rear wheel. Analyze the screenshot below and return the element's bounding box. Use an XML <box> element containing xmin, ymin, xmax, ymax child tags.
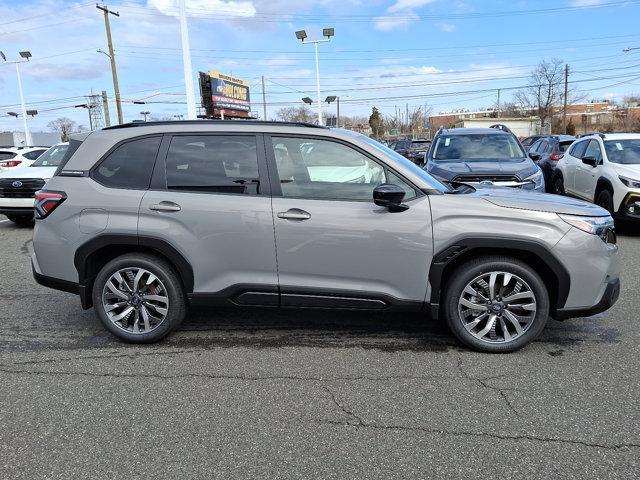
<box><xmin>92</xmin><ymin>253</ymin><xmax>186</xmax><ymax>343</ymax></box>
<box><xmin>551</xmin><ymin>175</ymin><xmax>565</xmax><ymax>196</ymax></box>
<box><xmin>596</xmin><ymin>189</ymin><xmax>614</xmax><ymax>215</ymax></box>
<box><xmin>6</xmin><ymin>214</ymin><xmax>34</xmax><ymax>226</ymax></box>
<box><xmin>443</xmin><ymin>256</ymin><xmax>549</xmax><ymax>353</ymax></box>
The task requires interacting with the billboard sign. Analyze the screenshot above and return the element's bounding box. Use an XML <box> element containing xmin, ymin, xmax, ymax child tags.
<box><xmin>209</xmin><ymin>71</ymin><xmax>251</xmax><ymax>112</ymax></box>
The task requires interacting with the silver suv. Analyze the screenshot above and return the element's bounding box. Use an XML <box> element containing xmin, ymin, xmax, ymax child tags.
<box><xmin>32</xmin><ymin>121</ymin><xmax>621</xmax><ymax>352</ymax></box>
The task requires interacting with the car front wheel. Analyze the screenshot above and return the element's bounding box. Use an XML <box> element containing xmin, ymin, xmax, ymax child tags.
<box><xmin>443</xmin><ymin>256</ymin><xmax>550</xmax><ymax>352</ymax></box>
<box><xmin>551</xmin><ymin>175</ymin><xmax>565</xmax><ymax>195</ymax></box>
<box><xmin>92</xmin><ymin>253</ymin><xmax>186</xmax><ymax>343</ymax></box>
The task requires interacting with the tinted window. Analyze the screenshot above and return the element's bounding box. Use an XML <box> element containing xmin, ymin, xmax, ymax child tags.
<box><xmin>272</xmin><ymin>137</ymin><xmax>415</xmax><ymax>201</ymax></box>
<box><xmin>584</xmin><ymin>140</ymin><xmax>603</xmax><ymax>162</ymax></box>
<box><xmin>432</xmin><ymin>134</ymin><xmax>525</xmax><ymax>161</ymax></box>
<box><xmin>570</xmin><ymin>140</ymin><xmax>588</xmax><ymax>158</ymax></box>
<box><xmin>0</xmin><ymin>151</ymin><xmax>16</xmax><ymax>160</ymax></box>
<box><xmin>31</xmin><ymin>144</ymin><xmax>69</xmax><ymax>166</ymax></box>
<box><xmin>558</xmin><ymin>141</ymin><xmax>573</xmax><ymax>153</ymax></box>
<box><xmin>93</xmin><ymin>136</ymin><xmax>160</xmax><ymax>189</ymax></box>
<box><xmin>529</xmin><ymin>140</ymin><xmax>542</xmax><ymax>153</ymax></box>
<box><xmin>166</xmin><ymin>135</ymin><xmax>259</xmax><ymax>194</ymax></box>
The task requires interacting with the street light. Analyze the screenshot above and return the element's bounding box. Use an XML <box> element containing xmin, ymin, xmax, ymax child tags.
<box><xmin>26</xmin><ymin>110</ymin><xmax>38</xmax><ymax>117</ymax></box>
<box><xmin>1</xmin><ymin>50</ymin><xmax>33</xmax><ymax>146</ymax></box>
<box><xmin>294</xmin><ymin>27</ymin><xmax>334</xmax><ymax>126</ymax></box>
<box><xmin>7</xmin><ymin>112</ymin><xmax>18</xmax><ymax>118</ymax></box>
<box><xmin>173</xmin><ymin>114</ymin><xmax>184</xmax><ymax>120</ymax></box>
<box><xmin>302</xmin><ymin>97</ymin><xmax>313</xmax><ymax>105</ymax></box>
<box><xmin>140</xmin><ymin>111</ymin><xmax>151</xmax><ymax>121</ymax></box>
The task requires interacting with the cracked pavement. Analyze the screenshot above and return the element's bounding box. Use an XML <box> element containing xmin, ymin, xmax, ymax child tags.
<box><xmin>0</xmin><ymin>217</ymin><xmax>639</xmax><ymax>479</ymax></box>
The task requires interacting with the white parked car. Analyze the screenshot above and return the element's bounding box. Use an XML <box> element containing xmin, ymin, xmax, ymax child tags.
<box><xmin>0</xmin><ymin>142</ymin><xmax>68</xmax><ymax>225</ymax></box>
<box><xmin>552</xmin><ymin>133</ymin><xmax>640</xmax><ymax>220</ymax></box>
<box><xmin>0</xmin><ymin>146</ymin><xmax>49</xmax><ymax>171</ymax></box>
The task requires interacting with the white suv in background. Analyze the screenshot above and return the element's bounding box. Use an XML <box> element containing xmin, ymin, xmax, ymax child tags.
<box><xmin>0</xmin><ymin>142</ymin><xmax>68</xmax><ymax>225</ymax></box>
<box><xmin>553</xmin><ymin>133</ymin><xmax>640</xmax><ymax>221</ymax></box>
<box><xmin>0</xmin><ymin>146</ymin><xmax>48</xmax><ymax>171</ymax></box>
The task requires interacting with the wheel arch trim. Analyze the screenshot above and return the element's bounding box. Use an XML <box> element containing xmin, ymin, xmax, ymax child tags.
<box><xmin>428</xmin><ymin>236</ymin><xmax>571</xmax><ymax>313</ymax></box>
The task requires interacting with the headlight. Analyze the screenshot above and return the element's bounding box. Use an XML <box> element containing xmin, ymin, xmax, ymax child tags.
<box><xmin>558</xmin><ymin>214</ymin><xmax>616</xmax><ymax>243</ymax></box>
<box><xmin>525</xmin><ymin>169</ymin><xmax>544</xmax><ymax>187</ymax></box>
<box><xmin>619</xmin><ymin>175</ymin><xmax>640</xmax><ymax>189</ymax></box>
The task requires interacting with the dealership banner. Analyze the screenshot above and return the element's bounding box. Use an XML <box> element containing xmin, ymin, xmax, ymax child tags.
<box><xmin>209</xmin><ymin>71</ymin><xmax>251</xmax><ymax>112</ymax></box>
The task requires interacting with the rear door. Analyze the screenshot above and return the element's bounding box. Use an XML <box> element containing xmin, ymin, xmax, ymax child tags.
<box><xmin>563</xmin><ymin>140</ymin><xmax>588</xmax><ymax>195</ymax></box>
<box><xmin>138</xmin><ymin>133</ymin><xmax>278</xmax><ymax>300</ymax></box>
<box><xmin>266</xmin><ymin>134</ymin><xmax>433</xmax><ymax>308</ymax></box>
<box><xmin>575</xmin><ymin>139</ymin><xmax>603</xmax><ymax>200</ymax></box>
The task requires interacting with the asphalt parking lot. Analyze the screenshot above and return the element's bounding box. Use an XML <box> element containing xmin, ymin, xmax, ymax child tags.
<box><xmin>0</xmin><ymin>216</ymin><xmax>638</xmax><ymax>479</ymax></box>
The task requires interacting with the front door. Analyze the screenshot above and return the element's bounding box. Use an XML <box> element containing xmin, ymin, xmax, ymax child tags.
<box><xmin>138</xmin><ymin>133</ymin><xmax>278</xmax><ymax>300</ymax></box>
<box><xmin>266</xmin><ymin>135</ymin><xmax>433</xmax><ymax>308</ymax></box>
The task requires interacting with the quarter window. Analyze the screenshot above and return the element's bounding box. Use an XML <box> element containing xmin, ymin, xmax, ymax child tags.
<box><xmin>165</xmin><ymin>135</ymin><xmax>260</xmax><ymax>195</ymax></box>
<box><xmin>93</xmin><ymin>136</ymin><xmax>161</xmax><ymax>189</ymax></box>
<box><xmin>271</xmin><ymin>137</ymin><xmax>416</xmax><ymax>201</ymax></box>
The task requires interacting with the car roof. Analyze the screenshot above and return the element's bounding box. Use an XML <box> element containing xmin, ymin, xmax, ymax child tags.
<box><xmin>599</xmin><ymin>133</ymin><xmax>640</xmax><ymax>140</ymax></box>
<box><xmin>438</xmin><ymin>128</ymin><xmax>510</xmax><ymax>135</ymax></box>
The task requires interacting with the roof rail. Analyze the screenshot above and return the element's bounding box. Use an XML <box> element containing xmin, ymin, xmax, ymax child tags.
<box><xmin>578</xmin><ymin>132</ymin><xmax>606</xmax><ymax>139</ymax></box>
<box><xmin>102</xmin><ymin>119</ymin><xmax>327</xmax><ymax>130</ymax></box>
<box><xmin>489</xmin><ymin>124</ymin><xmax>513</xmax><ymax>134</ymax></box>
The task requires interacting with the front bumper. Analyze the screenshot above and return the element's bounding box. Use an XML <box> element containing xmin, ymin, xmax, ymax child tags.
<box><xmin>616</xmin><ymin>192</ymin><xmax>640</xmax><ymax>220</ymax></box>
<box><xmin>554</xmin><ymin>277</ymin><xmax>620</xmax><ymax>320</ymax></box>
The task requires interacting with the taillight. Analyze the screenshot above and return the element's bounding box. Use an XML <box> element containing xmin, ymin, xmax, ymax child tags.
<box><xmin>0</xmin><ymin>160</ymin><xmax>22</xmax><ymax>168</ymax></box>
<box><xmin>34</xmin><ymin>190</ymin><xmax>66</xmax><ymax>219</ymax></box>
<box><xmin>550</xmin><ymin>153</ymin><xmax>563</xmax><ymax>161</ymax></box>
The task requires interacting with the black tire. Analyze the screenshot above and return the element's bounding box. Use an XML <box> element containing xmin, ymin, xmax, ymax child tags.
<box><xmin>551</xmin><ymin>175</ymin><xmax>565</xmax><ymax>196</ymax></box>
<box><xmin>443</xmin><ymin>256</ymin><xmax>550</xmax><ymax>353</ymax></box>
<box><xmin>6</xmin><ymin>214</ymin><xmax>34</xmax><ymax>226</ymax></box>
<box><xmin>596</xmin><ymin>189</ymin><xmax>614</xmax><ymax>215</ymax></box>
<box><xmin>92</xmin><ymin>253</ymin><xmax>186</xmax><ymax>343</ymax></box>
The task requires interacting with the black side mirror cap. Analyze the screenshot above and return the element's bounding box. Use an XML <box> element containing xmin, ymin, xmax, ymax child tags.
<box><xmin>581</xmin><ymin>155</ymin><xmax>598</xmax><ymax>167</ymax></box>
<box><xmin>528</xmin><ymin>152</ymin><xmax>541</xmax><ymax>161</ymax></box>
<box><xmin>373</xmin><ymin>183</ymin><xmax>409</xmax><ymax>212</ymax></box>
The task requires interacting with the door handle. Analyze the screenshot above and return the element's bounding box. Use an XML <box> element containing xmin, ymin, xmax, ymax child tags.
<box><xmin>277</xmin><ymin>209</ymin><xmax>311</xmax><ymax>221</ymax></box>
<box><xmin>149</xmin><ymin>201</ymin><xmax>181</xmax><ymax>212</ymax></box>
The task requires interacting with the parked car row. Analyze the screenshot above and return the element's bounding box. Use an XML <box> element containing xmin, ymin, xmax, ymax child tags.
<box><xmin>26</xmin><ymin>120</ymin><xmax>619</xmax><ymax>353</ymax></box>
<box><xmin>0</xmin><ymin>146</ymin><xmax>48</xmax><ymax>171</ymax></box>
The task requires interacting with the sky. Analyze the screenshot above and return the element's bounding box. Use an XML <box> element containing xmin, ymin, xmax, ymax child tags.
<box><xmin>1</xmin><ymin>0</ymin><xmax>640</xmax><ymax>132</ymax></box>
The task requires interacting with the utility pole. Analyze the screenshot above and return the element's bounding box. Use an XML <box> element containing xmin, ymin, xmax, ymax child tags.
<box><xmin>562</xmin><ymin>64</ymin><xmax>569</xmax><ymax>134</ymax></box>
<box><xmin>497</xmin><ymin>89</ymin><xmax>501</xmax><ymax>119</ymax></box>
<box><xmin>406</xmin><ymin>103</ymin><xmax>409</xmax><ymax>134</ymax></box>
<box><xmin>261</xmin><ymin>76</ymin><xmax>267</xmax><ymax>120</ymax></box>
<box><xmin>177</xmin><ymin>0</ymin><xmax>197</xmax><ymax>120</ymax></box>
<box><xmin>97</xmin><ymin>4</ymin><xmax>123</xmax><ymax>125</ymax></box>
<box><xmin>336</xmin><ymin>96</ymin><xmax>340</xmax><ymax>128</ymax></box>
<box><xmin>101</xmin><ymin>90</ymin><xmax>111</xmax><ymax>127</ymax></box>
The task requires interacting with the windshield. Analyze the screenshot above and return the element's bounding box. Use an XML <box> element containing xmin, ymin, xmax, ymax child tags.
<box><xmin>411</xmin><ymin>141</ymin><xmax>430</xmax><ymax>150</ymax></box>
<box><xmin>335</xmin><ymin>129</ymin><xmax>448</xmax><ymax>192</ymax></box>
<box><xmin>559</xmin><ymin>141</ymin><xmax>573</xmax><ymax>152</ymax></box>
<box><xmin>31</xmin><ymin>144</ymin><xmax>69</xmax><ymax>167</ymax></box>
<box><xmin>432</xmin><ymin>133</ymin><xmax>526</xmax><ymax>161</ymax></box>
<box><xmin>604</xmin><ymin>139</ymin><xmax>640</xmax><ymax>165</ymax></box>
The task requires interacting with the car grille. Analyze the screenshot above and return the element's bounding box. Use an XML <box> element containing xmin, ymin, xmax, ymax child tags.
<box><xmin>454</xmin><ymin>174</ymin><xmax>520</xmax><ymax>183</ymax></box>
<box><xmin>0</xmin><ymin>178</ymin><xmax>45</xmax><ymax>198</ymax></box>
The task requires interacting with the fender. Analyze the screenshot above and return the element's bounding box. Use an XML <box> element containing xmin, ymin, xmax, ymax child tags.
<box><xmin>74</xmin><ymin>234</ymin><xmax>195</xmax><ymax>308</ymax></box>
<box><xmin>428</xmin><ymin>236</ymin><xmax>571</xmax><ymax>315</ymax></box>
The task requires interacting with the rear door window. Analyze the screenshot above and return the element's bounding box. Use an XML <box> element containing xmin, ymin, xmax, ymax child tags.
<box><xmin>92</xmin><ymin>136</ymin><xmax>161</xmax><ymax>189</ymax></box>
<box><xmin>570</xmin><ymin>140</ymin><xmax>588</xmax><ymax>158</ymax></box>
<box><xmin>165</xmin><ymin>135</ymin><xmax>260</xmax><ymax>195</ymax></box>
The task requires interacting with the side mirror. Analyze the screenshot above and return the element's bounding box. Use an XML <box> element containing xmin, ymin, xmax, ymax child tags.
<box><xmin>373</xmin><ymin>183</ymin><xmax>409</xmax><ymax>212</ymax></box>
<box><xmin>581</xmin><ymin>155</ymin><xmax>598</xmax><ymax>167</ymax></box>
<box><xmin>528</xmin><ymin>152</ymin><xmax>541</xmax><ymax>161</ymax></box>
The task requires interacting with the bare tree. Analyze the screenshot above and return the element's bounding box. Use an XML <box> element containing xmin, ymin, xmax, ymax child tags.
<box><xmin>47</xmin><ymin>117</ymin><xmax>78</xmax><ymax>142</ymax></box>
<box><xmin>514</xmin><ymin>59</ymin><xmax>566</xmax><ymax>128</ymax></box>
<box><xmin>273</xmin><ymin>106</ymin><xmax>316</xmax><ymax>123</ymax></box>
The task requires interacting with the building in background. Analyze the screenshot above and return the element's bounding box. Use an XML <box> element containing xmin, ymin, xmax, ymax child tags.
<box><xmin>0</xmin><ymin>131</ymin><xmax>60</xmax><ymax>147</ymax></box>
<box><xmin>198</xmin><ymin>71</ymin><xmax>253</xmax><ymax>119</ymax></box>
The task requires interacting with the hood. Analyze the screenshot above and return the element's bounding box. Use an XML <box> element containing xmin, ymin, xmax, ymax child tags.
<box><xmin>472</xmin><ymin>186</ymin><xmax>610</xmax><ymax>216</ymax></box>
<box><xmin>612</xmin><ymin>163</ymin><xmax>640</xmax><ymax>180</ymax></box>
<box><xmin>0</xmin><ymin>165</ymin><xmax>57</xmax><ymax>180</ymax></box>
<box><xmin>427</xmin><ymin>158</ymin><xmax>538</xmax><ymax>180</ymax></box>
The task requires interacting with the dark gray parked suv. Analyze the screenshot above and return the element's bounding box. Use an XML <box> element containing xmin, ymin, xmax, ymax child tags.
<box><xmin>32</xmin><ymin>121</ymin><xmax>620</xmax><ymax>352</ymax></box>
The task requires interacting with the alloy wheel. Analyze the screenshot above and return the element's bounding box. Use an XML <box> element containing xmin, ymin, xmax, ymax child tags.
<box><xmin>457</xmin><ymin>271</ymin><xmax>537</xmax><ymax>343</ymax></box>
<box><xmin>101</xmin><ymin>267</ymin><xmax>169</xmax><ymax>334</ymax></box>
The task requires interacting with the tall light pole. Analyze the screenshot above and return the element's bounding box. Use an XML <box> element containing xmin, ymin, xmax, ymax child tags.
<box><xmin>295</xmin><ymin>28</ymin><xmax>334</xmax><ymax>126</ymax></box>
<box><xmin>140</xmin><ymin>111</ymin><xmax>150</xmax><ymax>122</ymax></box>
<box><xmin>177</xmin><ymin>0</ymin><xmax>197</xmax><ymax>119</ymax></box>
<box><xmin>1</xmin><ymin>51</ymin><xmax>33</xmax><ymax>146</ymax></box>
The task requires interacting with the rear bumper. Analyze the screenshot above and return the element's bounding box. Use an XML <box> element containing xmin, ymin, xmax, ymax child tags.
<box><xmin>554</xmin><ymin>277</ymin><xmax>620</xmax><ymax>320</ymax></box>
<box><xmin>0</xmin><ymin>207</ymin><xmax>34</xmax><ymax>216</ymax></box>
<box><xmin>32</xmin><ymin>259</ymin><xmax>79</xmax><ymax>295</ymax></box>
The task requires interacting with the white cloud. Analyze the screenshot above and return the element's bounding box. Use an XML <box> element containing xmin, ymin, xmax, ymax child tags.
<box><xmin>373</xmin><ymin>13</ymin><xmax>419</xmax><ymax>31</ymax></box>
<box><xmin>147</xmin><ymin>0</ymin><xmax>257</xmax><ymax>19</ymax></box>
<box><xmin>437</xmin><ymin>22</ymin><xmax>455</xmax><ymax>32</ymax></box>
<box><xmin>374</xmin><ymin>0</ymin><xmax>438</xmax><ymax>31</ymax></box>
